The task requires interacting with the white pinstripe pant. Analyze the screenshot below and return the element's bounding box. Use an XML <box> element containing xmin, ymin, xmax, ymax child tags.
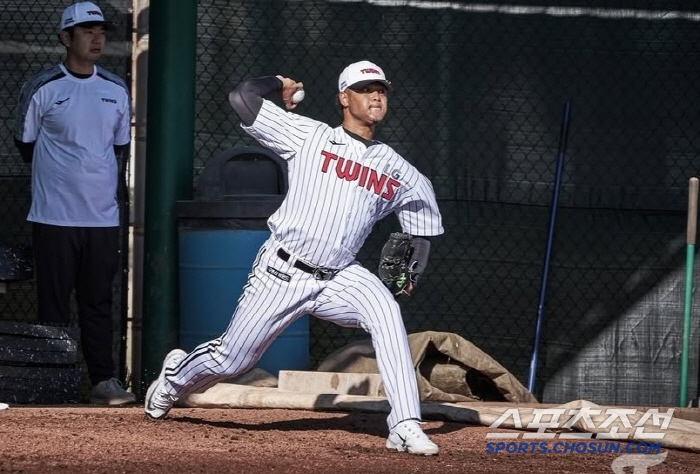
<box><xmin>163</xmin><ymin>237</ymin><xmax>421</xmax><ymax>429</ymax></box>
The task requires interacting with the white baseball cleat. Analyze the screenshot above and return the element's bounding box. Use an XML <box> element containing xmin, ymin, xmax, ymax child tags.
<box><xmin>386</xmin><ymin>419</ymin><xmax>439</xmax><ymax>456</ymax></box>
<box><xmin>144</xmin><ymin>349</ymin><xmax>187</xmax><ymax>420</ymax></box>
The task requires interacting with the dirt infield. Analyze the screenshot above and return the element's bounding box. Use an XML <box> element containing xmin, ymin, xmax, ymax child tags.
<box><xmin>0</xmin><ymin>406</ymin><xmax>698</xmax><ymax>473</ymax></box>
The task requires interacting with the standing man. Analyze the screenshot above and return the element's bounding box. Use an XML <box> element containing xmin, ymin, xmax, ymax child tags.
<box><xmin>13</xmin><ymin>2</ymin><xmax>134</xmax><ymax>405</ymax></box>
<box><xmin>145</xmin><ymin>61</ymin><xmax>443</xmax><ymax>455</ymax></box>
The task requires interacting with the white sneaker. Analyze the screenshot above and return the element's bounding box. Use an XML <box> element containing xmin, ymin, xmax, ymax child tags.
<box><xmin>89</xmin><ymin>377</ymin><xmax>136</xmax><ymax>406</ymax></box>
<box><xmin>386</xmin><ymin>419</ymin><xmax>439</xmax><ymax>456</ymax></box>
<box><xmin>144</xmin><ymin>349</ymin><xmax>187</xmax><ymax>419</ymax></box>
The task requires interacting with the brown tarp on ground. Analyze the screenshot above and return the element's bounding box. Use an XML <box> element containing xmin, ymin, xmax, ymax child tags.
<box><xmin>316</xmin><ymin>331</ymin><xmax>538</xmax><ymax>404</ymax></box>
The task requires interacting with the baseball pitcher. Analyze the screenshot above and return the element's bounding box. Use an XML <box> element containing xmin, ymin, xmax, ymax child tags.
<box><xmin>145</xmin><ymin>60</ymin><xmax>444</xmax><ymax>455</ymax></box>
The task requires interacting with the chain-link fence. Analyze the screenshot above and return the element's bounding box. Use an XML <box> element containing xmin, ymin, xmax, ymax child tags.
<box><xmin>193</xmin><ymin>1</ymin><xmax>700</xmax><ymax>405</ymax></box>
<box><xmin>2</xmin><ymin>1</ymin><xmax>699</xmax><ymax>406</ymax></box>
<box><xmin>0</xmin><ymin>1</ymin><xmax>132</xmax><ymax>397</ymax></box>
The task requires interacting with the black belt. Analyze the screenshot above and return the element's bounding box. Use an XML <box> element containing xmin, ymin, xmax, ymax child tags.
<box><xmin>277</xmin><ymin>249</ymin><xmax>336</xmax><ymax>281</ymax></box>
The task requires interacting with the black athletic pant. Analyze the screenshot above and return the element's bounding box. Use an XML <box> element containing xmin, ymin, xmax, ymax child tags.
<box><xmin>32</xmin><ymin>223</ymin><xmax>119</xmax><ymax>385</ymax></box>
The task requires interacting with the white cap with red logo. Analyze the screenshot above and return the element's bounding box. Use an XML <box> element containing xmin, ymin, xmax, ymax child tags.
<box><xmin>59</xmin><ymin>1</ymin><xmax>114</xmax><ymax>32</ymax></box>
<box><xmin>338</xmin><ymin>60</ymin><xmax>392</xmax><ymax>92</ymax></box>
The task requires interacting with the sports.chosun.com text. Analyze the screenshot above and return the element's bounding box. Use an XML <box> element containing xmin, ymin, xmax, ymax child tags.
<box><xmin>485</xmin><ymin>441</ymin><xmax>662</xmax><ymax>454</ymax></box>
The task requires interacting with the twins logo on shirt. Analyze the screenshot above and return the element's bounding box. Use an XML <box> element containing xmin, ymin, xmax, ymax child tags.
<box><xmin>320</xmin><ymin>150</ymin><xmax>401</xmax><ymax>200</ymax></box>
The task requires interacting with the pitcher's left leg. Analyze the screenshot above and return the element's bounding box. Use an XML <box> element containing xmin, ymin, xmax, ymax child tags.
<box><xmin>313</xmin><ymin>264</ymin><xmax>421</xmax><ymax>428</ymax></box>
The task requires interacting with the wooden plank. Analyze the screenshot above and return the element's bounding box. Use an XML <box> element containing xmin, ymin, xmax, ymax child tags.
<box><xmin>0</xmin><ymin>388</ymin><xmax>81</xmax><ymax>405</ymax></box>
<box><xmin>0</xmin><ymin>350</ymin><xmax>76</xmax><ymax>365</ymax></box>
<box><xmin>0</xmin><ymin>365</ymin><xmax>80</xmax><ymax>383</ymax></box>
<box><xmin>0</xmin><ymin>365</ymin><xmax>80</xmax><ymax>404</ymax></box>
<box><xmin>278</xmin><ymin>370</ymin><xmax>384</xmax><ymax>396</ymax></box>
<box><xmin>0</xmin><ymin>336</ymin><xmax>77</xmax><ymax>364</ymax></box>
<box><xmin>0</xmin><ymin>321</ymin><xmax>78</xmax><ymax>340</ymax></box>
<box><xmin>0</xmin><ymin>322</ymin><xmax>78</xmax><ymax>364</ymax></box>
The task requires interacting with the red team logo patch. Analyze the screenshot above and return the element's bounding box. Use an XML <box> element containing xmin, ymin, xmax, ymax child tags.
<box><xmin>321</xmin><ymin>151</ymin><xmax>400</xmax><ymax>200</ymax></box>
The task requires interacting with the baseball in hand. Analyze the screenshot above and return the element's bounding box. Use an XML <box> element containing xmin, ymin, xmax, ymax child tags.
<box><xmin>291</xmin><ymin>89</ymin><xmax>305</xmax><ymax>104</ymax></box>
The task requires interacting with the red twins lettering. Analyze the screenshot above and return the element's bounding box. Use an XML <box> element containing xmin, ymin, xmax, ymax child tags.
<box><xmin>321</xmin><ymin>150</ymin><xmax>400</xmax><ymax>200</ymax></box>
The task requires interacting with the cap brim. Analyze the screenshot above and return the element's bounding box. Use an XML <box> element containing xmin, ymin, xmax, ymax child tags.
<box><xmin>69</xmin><ymin>20</ymin><xmax>115</xmax><ymax>31</ymax></box>
<box><xmin>346</xmin><ymin>79</ymin><xmax>393</xmax><ymax>91</ymax></box>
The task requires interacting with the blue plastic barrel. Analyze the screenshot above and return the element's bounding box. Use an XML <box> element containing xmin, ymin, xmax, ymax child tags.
<box><xmin>178</xmin><ymin>229</ymin><xmax>309</xmax><ymax>375</ymax></box>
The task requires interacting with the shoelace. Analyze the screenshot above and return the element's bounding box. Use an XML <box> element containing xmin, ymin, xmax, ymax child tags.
<box><xmin>400</xmin><ymin>422</ymin><xmax>430</xmax><ymax>442</ymax></box>
<box><xmin>151</xmin><ymin>390</ymin><xmax>173</xmax><ymax>409</ymax></box>
<box><xmin>102</xmin><ymin>378</ymin><xmax>128</xmax><ymax>394</ymax></box>
<box><xmin>151</xmin><ymin>357</ymin><xmax>184</xmax><ymax>409</ymax></box>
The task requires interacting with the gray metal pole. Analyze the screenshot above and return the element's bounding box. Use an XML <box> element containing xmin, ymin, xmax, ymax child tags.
<box><xmin>128</xmin><ymin>0</ymin><xmax>150</xmax><ymax>396</ymax></box>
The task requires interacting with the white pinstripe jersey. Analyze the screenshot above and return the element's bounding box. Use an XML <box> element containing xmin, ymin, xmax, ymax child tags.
<box><xmin>243</xmin><ymin>99</ymin><xmax>444</xmax><ymax>269</ymax></box>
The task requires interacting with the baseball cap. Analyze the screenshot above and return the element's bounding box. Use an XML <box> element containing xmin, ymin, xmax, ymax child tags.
<box><xmin>338</xmin><ymin>60</ymin><xmax>392</xmax><ymax>92</ymax></box>
<box><xmin>59</xmin><ymin>2</ymin><xmax>114</xmax><ymax>32</ymax></box>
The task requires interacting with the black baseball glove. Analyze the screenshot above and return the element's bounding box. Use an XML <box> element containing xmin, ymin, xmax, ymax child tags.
<box><xmin>378</xmin><ymin>232</ymin><xmax>416</xmax><ymax>296</ymax></box>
